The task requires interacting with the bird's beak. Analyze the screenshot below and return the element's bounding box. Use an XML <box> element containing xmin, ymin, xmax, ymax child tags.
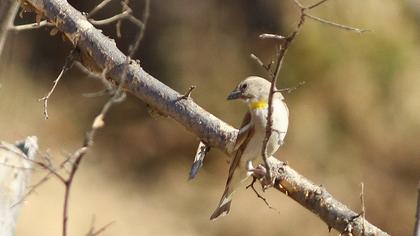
<box><xmin>227</xmin><ymin>89</ymin><xmax>242</xmax><ymax>100</ymax></box>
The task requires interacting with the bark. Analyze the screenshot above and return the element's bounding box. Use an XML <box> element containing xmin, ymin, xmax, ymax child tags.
<box><xmin>0</xmin><ymin>0</ymin><xmax>18</xmax><ymax>56</ymax></box>
<box><xmin>0</xmin><ymin>137</ymin><xmax>38</xmax><ymax>236</ymax></box>
<box><xmin>13</xmin><ymin>0</ymin><xmax>391</xmax><ymax>235</ymax></box>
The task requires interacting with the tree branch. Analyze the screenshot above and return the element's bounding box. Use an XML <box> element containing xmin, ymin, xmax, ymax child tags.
<box><xmin>16</xmin><ymin>0</ymin><xmax>389</xmax><ymax>235</ymax></box>
<box><xmin>0</xmin><ymin>0</ymin><xmax>19</xmax><ymax>56</ymax></box>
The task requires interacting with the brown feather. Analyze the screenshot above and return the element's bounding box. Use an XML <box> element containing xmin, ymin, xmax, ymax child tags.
<box><xmin>210</xmin><ymin>112</ymin><xmax>254</xmax><ymax>220</ymax></box>
<box><xmin>233</xmin><ymin>111</ymin><xmax>252</xmax><ymax>151</ymax></box>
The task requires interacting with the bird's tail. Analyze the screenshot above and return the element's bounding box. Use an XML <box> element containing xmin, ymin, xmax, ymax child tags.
<box><xmin>210</xmin><ymin>165</ymin><xmax>250</xmax><ymax>220</ymax></box>
<box><xmin>210</xmin><ymin>191</ymin><xmax>232</xmax><ymax>220</ymax></box>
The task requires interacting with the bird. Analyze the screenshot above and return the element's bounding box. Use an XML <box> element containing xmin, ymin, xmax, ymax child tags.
<box><xmin>210</xmin><ymin>76</ymin><xmax>289</xmax><ymax>220</ymax></box>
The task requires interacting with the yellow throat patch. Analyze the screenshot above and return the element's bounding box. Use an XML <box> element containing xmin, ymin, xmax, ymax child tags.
<box><xmin>249</xmin><ymin>100</ymin><xmax>268</xmax><ymax>110</ymax></box>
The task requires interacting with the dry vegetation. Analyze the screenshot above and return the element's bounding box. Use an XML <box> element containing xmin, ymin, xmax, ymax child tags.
<box><xmin>0</xmin><ymin>0</ymin><xmax>419</xmax><ymax>235</ymax></box>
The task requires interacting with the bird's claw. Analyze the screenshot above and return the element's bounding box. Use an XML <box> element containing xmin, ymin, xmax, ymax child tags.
<box><xmin>252</xmin><ymin>164</ymin><xmax>275</xmax><ymax>190</ymax></box>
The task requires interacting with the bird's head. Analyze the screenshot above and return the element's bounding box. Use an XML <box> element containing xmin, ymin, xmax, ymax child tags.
<box><xmin>228</xmin><ymin>76</ymin><xmax>281</xmax><ymax>109</ymax></box>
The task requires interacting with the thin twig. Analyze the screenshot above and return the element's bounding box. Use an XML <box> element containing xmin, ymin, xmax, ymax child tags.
<box><xmin>128</xmin><ymin>0</ymin><xmax>150</xmax><ymax>57</ymax></box>
<box><xmin>115</xmin><ymin>0</ymin><xmax>128</xmax><ymax>38</ymax></box>
<box><xmin>62</xmin><ymin>58</ymin><xmax>129</xmax><ymax>236</ymax></box>
<box><xmin>89</xmin><ymin>9</ymin><xmax>132</xmax><ymax>26</ymax></box>
<box><xmin>275</xmin><ymin>81</ymin><xmax>306</xmax><ymax>94</ymax></box>
<box><xmin>308</xmin><ymin>0</ymin><xmax>329</xmax><ymax>9</ymax></box>
<box><xmin>127</xmin><ymin>15</ymin><xmax>145</xmax><ymax>28</ymax></box>
<box><xmin>246</xmin><ymin>177</ymin><xmax>278</xmax><ymax>212</ymax></box>
<box><xmin>11</xmin><ymin>154</ymin><xmax>72</xmax><ymax>208</ymax></box>
<box><xmin>250</xmin><ymin>53</ymin><xmax>273</xmax><ymax>76</ymax></box>
<box><xmin>258</xmin><ymin>2</ymin><xmax>306</xmax><ymax>181</ymax></box>
<box><xmin>88</xmin><ymin>221</ymin><xmax>116</xmax><ymax>236</ymax></box>
<box><xmin>305</xmin><ymin>13</ymin><xmax>369</xmax><ymax>33</ymax></box>
<box><xmin>87</xmin><ymin>0</ymin><xmax>114</xmax><ymax>18</ymax></box>
<box><xmin>11</xmin><ymin>20</ymin><xmax>53</xmax><ymax>31</ymax></box>
<box><xmin>39</xmin><ymin>49</ymin><xmax>77</xmax><ymax>119</ymax></box>
<box><xmin>11</xmin><ymin>172</ymin><xmax>53</xmax><ymax>207</ymax></box>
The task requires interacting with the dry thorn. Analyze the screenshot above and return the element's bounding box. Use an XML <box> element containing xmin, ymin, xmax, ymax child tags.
<box><xmin>177</xmin><ymin>85</ymin><xmax>196</xmax><ymax>101</ymax></box>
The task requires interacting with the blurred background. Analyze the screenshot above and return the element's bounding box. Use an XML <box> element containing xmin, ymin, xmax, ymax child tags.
<box><xmin>1</xmin><ymin>0</ymin><xmax>419</xmax><ymax>235</ymax></box>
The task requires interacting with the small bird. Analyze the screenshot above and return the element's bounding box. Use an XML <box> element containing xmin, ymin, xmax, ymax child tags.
<box><xmin>210</xmin><ymin>76</ymin><xmax>289</xmax><ymax>220</ymax></box>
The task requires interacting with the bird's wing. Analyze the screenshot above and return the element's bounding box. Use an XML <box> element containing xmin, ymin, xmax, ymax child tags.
<box><xmin>233</xmin><ymin>111</ymin><xmax>252</xmax><ymax>151</ymax></box>
<box><xmin>227</xmin><ymin>111</ymin><xmax>254</xmax><ymax>186</ymax></box>
<box><xmin>210</xmin><ymin>112</ymin><xmax>254</xmax><ymax>220</ymax></box>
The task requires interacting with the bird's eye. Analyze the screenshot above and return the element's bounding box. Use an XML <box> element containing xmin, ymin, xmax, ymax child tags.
<box><xmin>240</xmin><ymin>83</ymin><xmax>248</xmax><ymax>90</ymax></box>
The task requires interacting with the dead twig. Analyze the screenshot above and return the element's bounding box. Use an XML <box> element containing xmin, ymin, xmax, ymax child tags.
<box><xmin>10</xmin><ymin>20</ymin><xmax>53</xmax><ymax>31</ymax></box>
<box><xmin>86</xmin><ymin>217</ymin><xmax>115</xmax><ymax>236</ymax></box>
<box><xmin>39</xmin><ymin>49</ymin><xmax>77</xmax><ymax>119</ymax></box>
<box><xmin>128</xmin><ymin>0</ymin><xmax>150</xmax><ymax>57</ymax></box>
<box><xmin>275</xmin><ymin>81</ymin><xmax>306</xmax><ymax>94</ymax></box>
<box><xmin>89</xmin><ymin>9</ymin><xmax>132</xmax><ymax>26</ymax></box>
<box><xmin>61</xmin><ymin>57</ymin><xmax>129</xmax><ymax>236</ymax></box>
<box><xmin>246</xmin><ymin>177</ymin><xmax>278</xmax><ymax>212</ymax></box>
<box><xmin>304</xmin><ymin>13</ymin><xmax>369</xmax><ymax>33</ymax></box>
<box><xmin>87</xmin><ymin>0</ymin><xmax>114</xmax><ymax>18</ymax></box>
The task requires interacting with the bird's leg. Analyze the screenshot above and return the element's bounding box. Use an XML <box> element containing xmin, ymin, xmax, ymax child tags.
<box><xmin>253</xmin><ymin>164</ymin><xmax>267</xmax><ymax>177</ymax></box>
<box><xmin>253</xmin><ymin>164</ymin><xmax>275</xmax><ymax>191</ymax></box>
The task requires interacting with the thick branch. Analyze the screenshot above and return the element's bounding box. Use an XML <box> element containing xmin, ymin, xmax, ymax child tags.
<box><xmin>22</xmin><ymin>0</ymin><xmax>237</xmax><ymax>154</ymax></box>
<box><xmin>19</xmin><ymin>0</ymin><xmax>390</xmax><ymax>235</ymax></box>
<box><xmin>0</xmin><ymin>0</ymin><xmax>19</xmax><ymax>56</ymax></box>
<box><xmin>266</xmin><ymin>157</ymin><xmax>388</xmax><ymax>236</ymax></box>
